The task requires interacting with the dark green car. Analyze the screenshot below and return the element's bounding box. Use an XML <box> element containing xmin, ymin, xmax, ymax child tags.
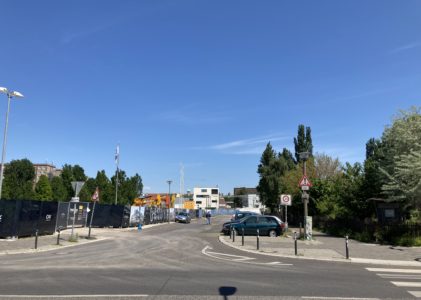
<box><xmin>229</xmin><ymin>215</ymin><xmax>285</xmax><ymax>237</ymax></box>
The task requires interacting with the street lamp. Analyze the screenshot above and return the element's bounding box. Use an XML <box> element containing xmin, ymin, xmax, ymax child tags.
<box><xmin>299</xmin><ymin>151</ymin><xmax>310</xmax><ymax>239</ymax></box>
<box><xmin>0</xmin><ymin>87</ymin><xmax>24</xmax><ymax>199</ymax></box>
<box><xmin>167</xmin><ymin>180</ymin><xmax>172</xmax><ymax>223</ymax></box>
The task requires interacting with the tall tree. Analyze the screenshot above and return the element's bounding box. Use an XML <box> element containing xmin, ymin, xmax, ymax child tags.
<box><xmin>294</xmin><ymin>124</ymin><xmax>313</xmax><ymax>162</ymax></box>
<box><xmin>50</xmin><ymin>176</ymin><xmax>68</xmax><ymax>201</ymax></box>
<box><xmin>95</xmin><ymin>170</ymin><xmax>113</xmax><ymax>204</ymax></box>
<box><xmin>257</xmin><ymin>143</ymin><xmax>289</xmax><ymax>212</ymax></box>
<box><xmin>380</xmin><ymin>107</ymin><xmax>421</xmax><ymax>212</ymax></box>
<box><xmin>280</xmin><ymin>148</ymin><xmax>296</xmax><ymax>170</ymax></box>
<box><xmin>2</xmin><ymin>159</ymin><xmax>35</xmax><ymax>200</ymax></box>
<box><xmin>314</xmin><ymin>153</ymin><xmax>341</xmax><ymax>180</ymax></box>
<box><xmin>35</xmin><ymin>175</ymin><xmax>53</xmax><ymax>201</ymax></box>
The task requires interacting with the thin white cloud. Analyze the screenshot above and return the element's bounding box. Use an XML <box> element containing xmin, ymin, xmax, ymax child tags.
<box><xmin>197</xmin><ymin>133</ymin><xmax>291</xmax><ymax>155</ymax></box>
<box><xmin>211</xmin><ymin>134</ymin><xmax>289</xmax><ymax>151</ymax></box>
<box><xmin>389</xmin><ymin>42</ymin><xmax>421</xmax><ymax>54</ymax></box>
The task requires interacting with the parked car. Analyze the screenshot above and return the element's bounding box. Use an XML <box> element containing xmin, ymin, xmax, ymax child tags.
<box><xmin>222</xmin><ymin>215</ymin><xmax>284</xmax><ymax>237</ymax></box>
<box><xmin>175</xmin><ymin>212</ymin><xmax>191</xmax><ymax>223</ymax></box>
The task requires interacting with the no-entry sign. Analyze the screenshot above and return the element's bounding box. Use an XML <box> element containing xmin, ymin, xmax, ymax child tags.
<box><xmin>280</xmin><ymin>194</ymin><xmax>292</xmax><ymax>206</ymax></box>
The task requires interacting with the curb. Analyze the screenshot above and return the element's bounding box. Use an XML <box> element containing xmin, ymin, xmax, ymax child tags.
<box><xmin>0</xmin><ymin>236</ymin><xmax>109</xmax><ymax>255</ymax></box>
<box><xmin>219</xmin><ymin>236</ymin><xmax>421</xmax><ymax>267</ymax></box>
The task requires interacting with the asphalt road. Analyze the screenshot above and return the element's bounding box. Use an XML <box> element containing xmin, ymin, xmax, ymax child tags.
<box><xmin>0</xmin><ymin>216</ymin><xmax>418</xmax><ymax>299</ymax></box>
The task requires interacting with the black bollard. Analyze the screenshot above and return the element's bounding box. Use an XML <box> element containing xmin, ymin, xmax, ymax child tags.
<box><xmin>56</xmin><ymin>228</ymin><xmax>61</xmax><ymax>245</ymax></box>
<box><xmin>345</xmin><ymin>235</ymin><xmax>349</xmax><ymax>259</ymax></box>
<box><xmin>294</xmin><ymin>231</ymin><xmax>298</xmax><ymax>255</ymax></box>
<box><xmin>242</xmin><ymin>228</ymin><xmax>244</xmax><ymax>246</ymax></box>
<box><xmin>230</xmin><ymin>226</ymin><xmax>233</xmax><ymax>240</ymax></box>
<box><xmin>257</xmin><ymin>229</ymin><xmax>260</xmax><ymax>250</ymax></box>
<box><xmin>34</xmin><ymin>229</ymin><xmax>39</xmax><ymax>249</ymax></box>
<box><xmin>233</xmin><ymin>228</ymin><xmax>236</xmax><ymax>242</ymax></box>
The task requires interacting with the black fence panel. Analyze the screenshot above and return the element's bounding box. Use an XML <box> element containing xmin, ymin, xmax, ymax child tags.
<box><xmin>88</xmin><ymin>203</ymin><xmax>128</xmax><ymax>228</ymax></box>
<box><xmin>56</xmin><ymin>202</ymin><xmax>70</xmax><ymax>230</ymax></box>
<box><xmin>17</xmin><ymin>200</ymin><xmax>42</xmax><ymax>237</ymax></box>
<box><xmin>37</xmin><ymin>201</ymin><xmax>58</xmax><ymax>235</ymax></box>
<box><xmin>0</xmin><ymin>199</ymin><xmax>18</xmax><ymax>238</ymax></box>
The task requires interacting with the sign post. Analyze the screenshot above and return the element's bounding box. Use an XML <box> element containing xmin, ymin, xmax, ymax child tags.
<box><xmin>299</xmin><ymin>174</ymin><xmax>312</xmax><ymax>240</ymax></box>
<box><xmin>279</xmin><ymin>194</ymin><xmax>291</xmax><ymax>230</ymax></box>
<box><xmin>88</xmin><ymin>187</ymin><xmax>99</xmax><ymax>239</ymax></box>
<box><xmin>70</xmin><ymin>181</ymin><xmax>85</xmax><ymax>239</ymax></box>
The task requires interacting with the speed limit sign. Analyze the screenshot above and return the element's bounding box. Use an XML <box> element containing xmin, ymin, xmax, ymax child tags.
<box><xmin>280</xmin><ymin>194</ymin><xmax>292</xmax><ymax>206</ymax></box>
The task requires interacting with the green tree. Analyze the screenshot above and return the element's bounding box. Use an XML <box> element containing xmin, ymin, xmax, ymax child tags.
<box><xmin>380</xmin><ymin>107</ymin><xmax>421</xmax><ymax>212</ymax></box>
<box><xmin>257</xmin><ymin>143</ymin><xmax>289</xmax><ymax>212</ymax></box>
<box><xmin>95</xmin><ymin>170</ymin><xmax>113</xmax><ymax>204</ymax></box>
<box><xmin>35</xmin><ymin>175</ymin><xmax>53</xmax><ymax>201</ymax></box>
<box><xmin>2</xmin><ymin>159</ymin><xmax>35</xmax><ymax>200</ymax></box>
<box><xmin>50</xmin><ymin>176</ymin><xmax>68</xmax><ymax>201</ymax></box>
<box><xmin>294</xmin><ymin>124</ymin><xmax>313</xmax><ymax>162</ymax></box>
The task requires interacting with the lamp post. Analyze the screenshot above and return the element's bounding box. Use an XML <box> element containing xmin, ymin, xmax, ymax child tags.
<box><xmin>0</xmin><ymin>87</ymin><xmax>24</xmax><ymax>199</ymax></box>
<box><xmin>299</xmin><ymin>151</ymin><xmax>310</xmax><ymax>239</ymax></box>
<box><xmin>167</xmin><ymin>180</ymin><xmax>172</xmax><ymax>223</ymax></box>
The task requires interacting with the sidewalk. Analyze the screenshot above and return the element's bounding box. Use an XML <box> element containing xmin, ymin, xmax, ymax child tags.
<box><xmin>219</xmin><ymin>229</ymin><xmax>421</xmax><ymax>267</ymax></box>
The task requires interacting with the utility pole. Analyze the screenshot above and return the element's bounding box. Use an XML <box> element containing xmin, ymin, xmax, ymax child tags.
<box><xmin>299</xmin><ymin>151</ymin><xmax>311</xmax><ymax>240</ymax></box>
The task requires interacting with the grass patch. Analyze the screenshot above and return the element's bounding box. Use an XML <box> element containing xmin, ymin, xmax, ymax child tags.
<box><xmin>68</xmin><ymin>233</ymin><xmax>79</xmax><ymax>242</ymax></box>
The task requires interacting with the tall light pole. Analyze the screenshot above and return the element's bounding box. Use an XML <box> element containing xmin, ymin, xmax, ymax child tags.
<box><xmin>0</xmin><ymin>87</ymin><xmax>24</xmax><ymax>199</ymax></box>
<box><xmin>299</xmin><ymin>151</ymin><xmax>310</xmax><ymax>239</ymax></box>
<box><xmin>167</xmin><ymin>180</ymin><xmax>172</xmax><ymax>223</ymax></box>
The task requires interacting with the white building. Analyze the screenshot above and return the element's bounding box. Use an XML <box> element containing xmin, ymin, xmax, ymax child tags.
<box><xmin>193</xmin><ymin>187</ymin><xmax>219</xmax><ymax>209</ymax></box>
<box><xmin>240</xmin><ymin>194</ymin><xmax>262</xmax><ymax>209</ymax></box>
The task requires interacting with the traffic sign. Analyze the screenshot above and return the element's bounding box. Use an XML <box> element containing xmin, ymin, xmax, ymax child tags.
<box><xmin>299</xmin><ymin>175</ymin><xmax>312</xmax><ymax>189</ymax></box>
<box><xmin>280</xmin><ymin>194</ymin><xmax>292</xmax><ymax>206</ymax></box>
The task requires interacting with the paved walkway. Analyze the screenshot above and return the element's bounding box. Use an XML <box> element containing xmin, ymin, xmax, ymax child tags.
<box><xmin>220</xmin><ymin>228</ymin><xmax>421</xmax><ymax>266</ymax></box>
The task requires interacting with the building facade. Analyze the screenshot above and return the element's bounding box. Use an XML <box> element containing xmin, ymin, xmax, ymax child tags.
<box><xmin>193</xmin><ymin>187</ymin><xmax>219</xmax><ymax>209</ymax></box>
<box><xmin>33</xmin><ymin>164</ymin><xmax>62</xmax><ymax>183</ymax></box>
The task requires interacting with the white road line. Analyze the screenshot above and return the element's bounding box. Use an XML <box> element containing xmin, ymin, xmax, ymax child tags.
<box><xmin>302</xmin><ymin>297</ymin><xmax>379</xmax><ymax>300</ymax></box>
<box><xmin>0</xmin><ymin>295</ymin><xmax>148</xmax><ymax>298</ymax></box>
<box><xmin>366</xmin><ymin>268</ymin><xmax>421</xmax><ymax>274</ymax></box>
<box><xmin>377</xmin><ymin>273</ymin><xmax>421</xmax><ymax>279</ymax></box>
<box><xmin>266</xmin><ymin>261</ymin><xmax>282</xmax><ymax>265</ymax></box>
<box><xmin>201</xmin><ymin>245</ymin><xmax>292</xmax><ymax>266</ymax></box>
<box><xmin>408</xmin><ymin>291</ymin><xmax>421</xmax><ymax>298</ymax></box>
<box><xmin>391</xmin><ymin>281</ymin><xmax>421</xmax><ymax>287</ymax></box>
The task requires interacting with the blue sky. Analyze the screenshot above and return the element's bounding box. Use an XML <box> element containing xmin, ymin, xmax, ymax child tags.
<box><xmin>0</xmin><ymin>0</ymin><xmax>420</xmax><ymax>194</ymax></box>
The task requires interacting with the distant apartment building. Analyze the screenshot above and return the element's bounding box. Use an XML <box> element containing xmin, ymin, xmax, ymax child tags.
<box><xmin>33</xmin><ymin>164</ymin><xmax>62</xmax><ymax>183</ymax></box>
<box><xmin>193</xmin><ymin>187</ymin><xmax>219</xmax><ymax>209</ymax></box>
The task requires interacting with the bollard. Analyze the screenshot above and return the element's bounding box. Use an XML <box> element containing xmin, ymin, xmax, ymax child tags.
<box><xmin>34</xmin><ymin>229</ymin><xmax>39</xmax><ymax>249</ymax></box>
<box><xmin>230</xmin><ymin>226</ymin><xmax>233</xmax><ymax>239</ymax></box>
<box><xmin>233</xmin><ymin>228</ymin><xmax>236</xmax><ymax>243</ymax></box>
<box><xmin>56</xmin><ymin>228</ymin><xmax>61</xmax><ymax>245</ymax></box>
<box><xmin>138</xmin><ymin>223</ymin><xmax>142</xmax><ymax>232</ymax></box>
<box><xmin>256</xmin><ymin>228</ymin><xmax>260</xmax><ymax>250</ymax></box>
<box><xmin>294</xmin><ymin>231</ymin><xmax>298</xmax><ymax>256</ymax></box>
<box><xmin>345</xmin><ymin>235</ymin><xmax>349</xmax><ymax>259</ymax></box>
<box><xmin>242</xmin><ymin>228</ymin><xmax>244</xmax><ymax>246</ymax></box>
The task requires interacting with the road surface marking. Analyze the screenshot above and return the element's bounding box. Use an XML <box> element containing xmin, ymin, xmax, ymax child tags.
<box><xmin>366</xmin><ymin>268</ymin><xmax>421</xmax><ymax>274</ymax></box>
<box><xmin>391</xmin><ymin>281</ymin><xmax>421</xmax><ymax>287</ymax></box>
<box><xmin>377</xmin><ymin>274</ymin><xmax>421</xmax><ymax>279</ymax></box>
<box><xmin>408</xmin><ymin>291</ymin><xmax>421</xmax><ymax>298</ymax></box>
<box><xmin>0</xmin><ymin>295</ymin><xmax>148</xmax><ymax>298</ymax></box>
<box><xmin>202</xmin><ymin>245</ymin><xmax>292</xmax><ymax>266</ymax></box>
<box><xmin>302</xmin><ymin>297</ymin><xmax>379</xmax><ymax>299</ymax></box>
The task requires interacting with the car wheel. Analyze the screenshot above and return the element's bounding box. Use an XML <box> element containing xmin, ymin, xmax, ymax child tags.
<box><xmin>268</xmin><ymin>229</ymin><xmax>277</xmax><ymax>237</ymax></box>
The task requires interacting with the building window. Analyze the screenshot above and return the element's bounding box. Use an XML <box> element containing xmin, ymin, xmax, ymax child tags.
<box><xmin>201</xmin><ymin>189</ymin><xmax>207</xmax><ymax>193</ymax></box>
<box><xmin>211</xmin><ymin>189</ymin><xmax>218</xmax><ymax>195</ymax></box>
<box><xmin>212</xmin><ymin>200</ymin><xmax>217</xmax><ymax>203</ymax></box>
<box><xmin>196</xmin><ymin>201</ymin><xmax>202</xmax><ymax>204</ymax></box>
